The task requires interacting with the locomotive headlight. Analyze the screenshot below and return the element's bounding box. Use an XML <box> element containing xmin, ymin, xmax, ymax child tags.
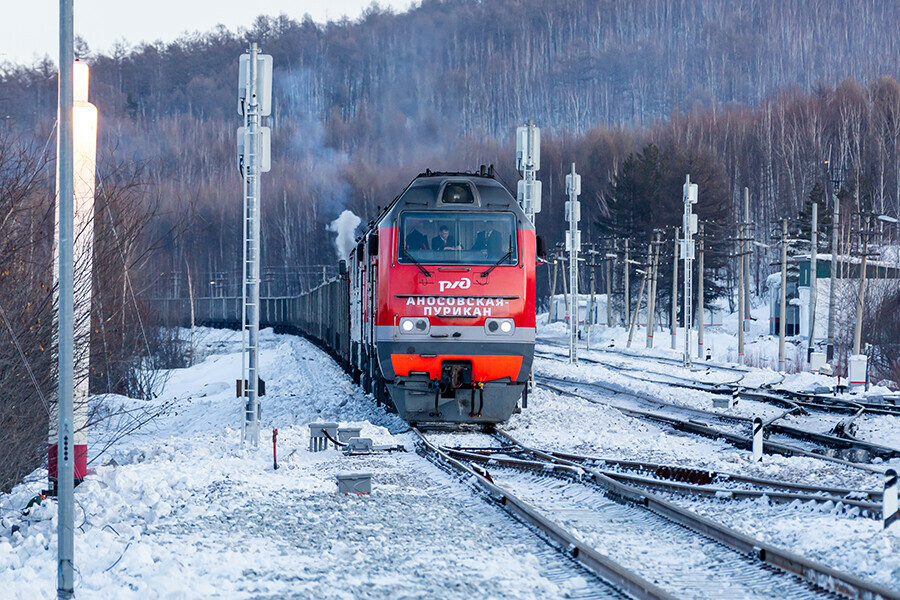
<box><xmin>484</xmin><ymin>318</ymin><xmax>515</xmax><ymax>336</ymax></box>
<box><xmin>399</xmin><ymin>317</ymin><xmax>430</xmax><ymax>334</ymax></box>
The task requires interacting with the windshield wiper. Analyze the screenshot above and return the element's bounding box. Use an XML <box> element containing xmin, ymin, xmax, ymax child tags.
<box><xmin>402</xmin><ymin>247</ymin><xmax>432</xmax><ymax>277</ymax></box>
<box><xmin>480</xmin><ymin>246</ymin><xmax>513</xmax><ymax>278</ymax></box>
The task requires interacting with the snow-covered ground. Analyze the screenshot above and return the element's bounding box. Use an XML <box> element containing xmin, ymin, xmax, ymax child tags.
<box><xmin>0</xmin><ymin>329</ymin><xmax>605</xmax><ymax>599</ymax></box>
<box><xmin>1</xmin><ymin>318</ymin><xmax>899</xmax><ymax>597</ymax></box>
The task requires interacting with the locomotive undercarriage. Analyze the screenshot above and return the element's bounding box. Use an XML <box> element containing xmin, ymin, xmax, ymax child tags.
<box><xmin>390</xmin><ymin>373</ymin><xmax>523</xmax><ymax>424</ymax></box>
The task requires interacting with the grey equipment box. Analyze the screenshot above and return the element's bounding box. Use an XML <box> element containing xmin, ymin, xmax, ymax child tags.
<box><xmin>309</xmin><ymin>422</ymin><xmax>339</xmax><ymax>451</ymax></box>
<box><xmin>336</xmin><ymin>472</ymin><xmax>372</xmax><ymax>495</ymax></box>
<box><xmin>337</xmin><ymin>427</ymin><xmax>362</xmax><ymax>444</ymax></box>
<box><xmin>344</xmin><ymin>437</ymin><xmax>375</xmax><ymax>455</ymax></box>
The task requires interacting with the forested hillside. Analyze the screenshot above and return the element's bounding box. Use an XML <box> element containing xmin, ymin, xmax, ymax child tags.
<box><xmin>1</xmin><ymin>1</ymin><xmax>900</xmax><ymax>375</ymax></box>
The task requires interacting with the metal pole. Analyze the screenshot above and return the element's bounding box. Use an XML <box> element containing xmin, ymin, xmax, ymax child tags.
<box><xmin>827</xmin><ymin>180</ymin><xmax>840</xmax><ymax>361</ymax></box>
<box><xmin>568</xmin><ymin>163</ymin><xmax>579</xmax><ymax>364</ymax></box>
<box><xmin>682</xmin><ymin>176</ymin><xmax>696</xmax><ymax>367</ymax></box>
<box><xmin>807</xmin><ymin>202</ymin><xmax>818</xmax><ymax>361</ymax></box>
<box><xmin>548</xmin><ymin>256</ymin><xmax>558</xmax><ymax>324</ymax></box>
<box><xmin>744</xmin><ymin>188</ymin><xmax>751</xmax><ymax>330</ymax></box>
<box><xmin>646</xmin><ymin>232</ymin><xmax>660</xmax><ymax>348</ymax></box>
<box><xmin>587</xmin><ymin>264</ymin><xmax>594</xmax><ymax>350</ymax></box>
<box><xmin>244</xmin><ymin>43</ymin><xmax>261</xmax><ymax>446</ymax></box>
<box><xmin>627</xmin><ymin>263</ymin><xmax>649</xmax><ymax>348</ymax></box>
<box><xmin>738</xmin><ymin>212</ymin><xmax>745</xmax><ymax>365</ymax></box>
<box><xmin>853</xmin><ymin>215</ymin><xmax>871</xmax><ymax>355</ymax></box>
<box><xmin>57</xmin><ymin>0</ymin><xmax>75</xmax><ymax>596</ymax></box>
<box><xmin>779</xmin><ymin>219</ymin><xmax>788</xmax><ymax>372</ymax></box>
<box><xmin>623</xmin><ymin>239</ymin><xmax>630</xmax><ymax>327</ymax></box>
<box><xmin>698</xmin><ymin>223</ymin><xmax>705</xmax><ymax>358</ymax></box>
<box><xmin>605</xmin><ymin>248</ymin><xmax>613</xmax><ymax>329</ymax></box>
<box><xmin>671</xmin><ymin>228</ymin><xmax>680</xmax><ymax>349</ymax></box>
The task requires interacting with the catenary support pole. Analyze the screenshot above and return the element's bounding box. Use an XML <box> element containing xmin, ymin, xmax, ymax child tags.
<box><xmin>738</xmin><ymin>209</ymin><xmax>746</xmax><ymax>365</ymax></box>
<box><xmin>671</xmin><ymin>228</ymin><xmax>680</xmax><ymax>349</ymax></box>
<box><xmin>807</xmin><ymin>202</ymin><xmax>818</xmax><ymax>362</ymax></box>
<box><xmin>606</xmin><ymin>247</ymin><xmax>613</xmax><ymax>329</ymax></box>
<box><xmin>623</xmin><ymin>239</ymin><xmax>630</xmax><ymax>327</ymax></box>
<box><xmin>744</xmin><ymin>188</ymin><xmax>751</xmax><ymax>334</ymax></box>
<box><xmin>646</xmin><ymin>232</ymin><xmax>660</xmax><ymax>348</ymax></box>
<box><xmin>827</xmin><ymin>179</ymin><xmax>840</xmax><ymax>361</ymax></box>
<box><xmin>548</xmin><ymin>255</ymin><xmax>558</xmax><ymax>324</ymax></box>
<box><xmin>566</xmin><ymin>163</ymin><xmax>581</xmax><ymax>363</ymax></box>
<box><xmin>698</xmin><ymin>223</ymin><xmax>705</xmax><ymax>358</ymax></box>
<box><xmin>853</xmin><ymin>215</ymin><xmax>871</xmax><ymax>355</ymax></box>
<box><xmin>779</xmin><ymin>219</ymin><xmax>788</xmax><ymax>372</ymax></box>
<box><xmin>57</xmin><ymin>0</ymin><xmax>75</xmax><ymax>596</ymax></box>
<box><xmin>682</xmin><ymin>177</ymin><xmax>696</xmax><ymax>367</ymax></box>
<box><xmin>627</xmin><ymin>263</ymin><xmax>649</xmax><ymax>348</ymax></box>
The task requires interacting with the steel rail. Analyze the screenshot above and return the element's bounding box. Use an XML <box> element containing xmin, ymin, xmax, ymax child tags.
<box><xmin>535</xmin><ymin>451</ymin><xmax>883</xmax><ymax>501</ymax></box>
<box><xmin>491</xmin><ymin>431</ymin><xmax>900</xmax><ymax>600</ymax></box>
<box><xmin>538</xmin><ymin>374</ymin><xmax>900</xmax><ymax>461</ymax></box>
<box><xmin>449</xmin><ymin>445</ymin><xmax>881</xmax><ymax>515</ymax></box>
<box><xmin>446</xmin><ymin>445</ymin><xmax>882</xmax><ymax>513</ymax></box>
<box><xmin>413</xmin><ymin>428</ymin><xmax>678</xmax><ymax>600</ymax></box>
<box><xmin>537</xmin><ymin>378</ymin><xmax>886</xmax><ymax>474</ymax></box>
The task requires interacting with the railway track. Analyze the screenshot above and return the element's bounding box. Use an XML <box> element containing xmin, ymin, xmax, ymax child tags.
<box><xmin>415</xmin><ymin>428</ymin><xmax>900</xmax><ymax>600</ymax></box>
<box><xmin>536</xmin><ymin>343</ymin><xmax>900</xmax><ymax>420</ymax></box>
<box><xmin>449</xmin><ymin>439</ymin><xmax>884</xmax><ymax>517</ymax></box>
<box><xmin>535</xmin><ymin>375</ymin><xmax>900</xmax><ymax>470</ymax></box>
<box><xmin>534</xmin><ymin>346</ymin><xmax>900</xmax><ymax>459</ymax></box>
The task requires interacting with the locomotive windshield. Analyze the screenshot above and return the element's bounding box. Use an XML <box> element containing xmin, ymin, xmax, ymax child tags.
<box><xmin>399</xmin><ymin>211</ymin><xmax>518</xmax><ymax>266</ymax></box>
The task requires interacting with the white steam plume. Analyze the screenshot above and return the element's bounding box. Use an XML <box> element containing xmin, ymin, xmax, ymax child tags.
<box><xmin>327</xmin><ymin>210</ymin><xmax>362</xmax><ymax>259</ymax></box>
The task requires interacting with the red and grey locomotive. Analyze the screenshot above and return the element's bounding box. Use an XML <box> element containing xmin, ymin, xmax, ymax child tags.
<box><xmin>347</xmin><ymin>169</ymin><xmax>539</xmax><ymax>424</ymax></box>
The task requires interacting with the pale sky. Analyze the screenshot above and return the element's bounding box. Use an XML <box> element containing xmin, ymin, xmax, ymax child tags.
<box><xmin>1</xmin><ymin>1</ymin><xmax>414</xmax><ymax>66</ymax></box>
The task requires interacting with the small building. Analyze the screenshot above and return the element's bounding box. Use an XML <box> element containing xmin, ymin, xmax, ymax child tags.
<box><xmin>784</xmin><ymin>254</ymin><xmax>900</xmax><ymax>341</ymax></box>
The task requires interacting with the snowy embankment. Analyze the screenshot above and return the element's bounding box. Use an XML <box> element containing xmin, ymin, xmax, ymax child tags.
<box><xmin>530</xmin><ymin>314</ymin><xmax>900</xmax><ymax>589</ymax></box>
<box><xmin>0</xmin><ymin>329</ymin><xmax>596</xmax><ymax>599</ymax></box>
<box><xmin>1</xmin><ymin>319</ymin><xmax>899</xmax><ymax>597</ymax></box>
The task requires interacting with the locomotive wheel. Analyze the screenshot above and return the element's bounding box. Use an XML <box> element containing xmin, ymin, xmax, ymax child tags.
<box><xmin>378</xmin><ymin>375</ymin><xmax>398</xmax><ymax>414</ymax></box>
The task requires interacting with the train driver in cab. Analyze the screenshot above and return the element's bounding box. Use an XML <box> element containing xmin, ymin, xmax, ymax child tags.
<box><xmin>432</xmin><ymin>225</ymin><xmax>461</xmax><ymax>251</ymax></box>
<box><xmin>472</xmin><ymin>226</ymin><xmax>503</xmax><ymax>256</ymax></box>
<box><xmin>405</xmin><ymin>220</ymin><xmax>429</xmax><ymax>251</ymax></box>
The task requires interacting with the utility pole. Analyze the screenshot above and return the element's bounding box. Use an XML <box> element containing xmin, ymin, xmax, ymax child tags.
<box><xmin>744</xmin><ymin>188</ymin><xmax>752</xmax><ymax>334</ymax></box>
<box><xmin>238</xmin><ymin>44</ymin><xmax>272</xmax><ymax>447</ymax></box>
<box><xmin>587</xmin><ymin>262</ymin><xmax>595</xmax><ymax>350</ymax></box>
<box><xmin>738</xmin><ymin>200</ymin><xmax>746</xmax><ymax>365</ymax></box>
<box><xmin>646</xmin><ymin>231</ymin><xmax>661</xmax><ymax>348</ymax></box>
<box><xmin>517</xmin><ymin>120</ymin><xmax>542</xmax><ymax>226</ymax></box>
<box><xmin>57</xmin><ymin>1</ymin><xmax>75</xmax><ymax>595</ymax></box>
<box><xmin>682</xmin><ymin>177</ymin><xmax>697</xmax><ymax>366</ymax></box>
<box><xmin>627</xmin><ymin>259</ymin><xmax>650</xmax><ymax>348</ymax></box>
<box><xmin>548</xmin><ymin>254</ymin><xmax>558</xmax><ymax>324</ymax></box>
<box><xmin>605</xmin><ymin>246</ymin><xmax>614</xmax><ymax>329</ymax></box>
<box><xmin>807</xmin><ymin>201</ymin><xmax>818</xmax><ymax>362</ymax></box>
<box><xmin>826</xmin><ymin>171</ymin><xmax>841</xmax><ymax>361</ymax></box>
<box><xmin>779</xmin><ymin>219</ymin><xmax>788</xmax><ymax>372</ymax></box>
<box><xmin>853</xmin><ymin>214</ymin><xmax>872</xmax><ymax>355</ymax></box>
<box><xmin>623</xmin><ymin>239</ymin><xmax>630</xmax><ymax>327</ymax></box>
<box><xmin>697</xmin><ymin>223</ymin><xmax>705</xmax><ymax>358</ymax></box>
<box><xmin>671</xmin><ymin>228</ymin><xmax>680</xmax><ymax>350</ymax></box>
<box><xmin>566</xmin><ymin>164</ymin><xmax>582</xmax><ymax>363</ymax></box>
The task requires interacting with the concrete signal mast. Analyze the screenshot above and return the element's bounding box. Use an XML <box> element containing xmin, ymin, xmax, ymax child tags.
<box><xmin>237</xmin><ymin>43</ymin><xmax>272</xmax><ymax>447</ymax></box>
<box><xmin>566</xmin><ymin>164</ymin><xmax>582</xmax><ymax>363</ymax></box>
<box><xmin>516</xmin><ymin>120</ymin><xmax>541</xmax><ymax>225</ymax></box>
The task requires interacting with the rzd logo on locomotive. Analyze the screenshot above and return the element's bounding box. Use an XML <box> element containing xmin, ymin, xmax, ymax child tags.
<box><xmin>439</xmin><ymin>277</ymin><xmax>472</xmax><ymax>292</ymax></box>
